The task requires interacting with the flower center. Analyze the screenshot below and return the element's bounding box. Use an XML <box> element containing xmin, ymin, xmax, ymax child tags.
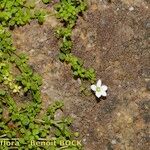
<box><xmin>96</xmin><ymin>87</ymin><xmax>101</xmax><ymax>92</ymax></box>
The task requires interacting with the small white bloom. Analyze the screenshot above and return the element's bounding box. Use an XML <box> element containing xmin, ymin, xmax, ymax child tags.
<box><xmin>91</xmin><ymin>79</ymin><xmax>108</xmax><ymax>98</ymax></box>
<box><xmin>13</xmin><ymin>85</ymin><xmax>21</xmax><ymax>93</ymax></box>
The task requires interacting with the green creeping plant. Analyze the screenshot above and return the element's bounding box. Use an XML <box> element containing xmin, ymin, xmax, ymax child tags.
<box><xmin>54</xmin><ymin>0</ymin><xmax>96</xmax><ymax>83</ymax></box>
<box><xmin>56</xmin><ymin>27</ymin><xmax>72</xmax><ymax>39</ymax></box>
<box><xmin>60</xmin><ymin>37</ymin><xmax>73</xmax><ymax>54</ymax></box>
<box><xmin>0</xmin><ymin>27</ymin><xmax>42</xmax><ymax>96</ymax></box>
<box><xmin>35</xmin><ymin>10</ymin><xmax>47</xmax><ymax>24</ymax></box>
<box><xmin>0</xmin><ymin>0</ymin><xmax>46</xmax><ymax>27</ymax></box>
<box><xmin>54</xmin><ymin>0</ymin><xmax>87</xmax><ymax>28</ymax></box>
<box><xmin>42</xmin><ymin>0</ymin><xmax>52</xmax><ymax>4</ymax></box>
<box><xmin>0</xmin><ymin>0</ymin><xmax>82</xmax><ymax>149</ymax></box>
<box><xmin>0</xmin><ymin>94</ymin><xmax>82</xmax><ymax>149</ymax></box>
<box><xmin>0</xmin><ymin>0</ymin><xmax>34</xmax><ymax>27</ymax></box>
<box><xmin>59</xmin><ymin>53</ymin><xmax>96</xmax><ymax>83</ymax></box>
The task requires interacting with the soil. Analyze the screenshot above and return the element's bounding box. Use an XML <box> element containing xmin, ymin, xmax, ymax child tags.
<box><xmin>12</xmin><ymin>0</ymin><xmax>150</xmax><ymax>150</ymax></box>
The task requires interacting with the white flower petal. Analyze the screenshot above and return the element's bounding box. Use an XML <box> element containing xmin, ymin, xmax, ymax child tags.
<box><xmin>101</xmin><ymin>85</ymin><xmax>108</xmax><ymax>91</ymax></box>
<box><xmin>101</xmin><ymin>91</ymin><xmax>107</xmax><ymax>97</ymax></box>
<box><xmin>91</xmin><ymin>85</ymin><xmax>96</xmax><ymax>91</ymax></box>
<box><xmin>96</xmin><ymin>91</ymin><xmax>102</xmax><ymax>98</ymax></box>
<box><xmin>97</xmin><ymin>79</ymin><xmax>102</xmax><ymax>87</ymax></box>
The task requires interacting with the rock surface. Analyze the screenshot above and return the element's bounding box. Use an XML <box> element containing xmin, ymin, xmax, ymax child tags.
<box><xmin>12</xmin><ymin>0</ymin><xmax>149</xmax><ymax>149</ymax></box>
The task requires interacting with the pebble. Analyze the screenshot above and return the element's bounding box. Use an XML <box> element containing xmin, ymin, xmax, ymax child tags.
<box><xmin>83</xmin><ymin>138</ymin><xmax>87</xmax><ymax>142</ymax></box>
<box><xmin>111</xmin><ymin>139</ymin><xmax>117</xmax><ymax>145</ymax></box>
<box><xmin>116</xmin><ymin>8</ymin><xmax>120</xmax><ymax>11</ymax></box>
<box><xmin>146</xmin><ymin>22</ymin><xmax>150</xmax><ymax>28</ymax></box>
<box><xmin>129</xmin><ymin>6</ymin><xmax>134</xmax><ymax>11</ymax></box>
<box><xmin>29</xmin><ymin>49</ymin><xmax>35</xmax><ymax>54</ymax></box>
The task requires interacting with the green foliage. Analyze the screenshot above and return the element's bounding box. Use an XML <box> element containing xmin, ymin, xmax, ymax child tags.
<box><xmin>56</xmin><ymin>27</ymin><xmax>72</xmax><ymax>39</ymax></box>
<box><xmin>42</xmin><ymin>0</ymin><xmax>51</xmax><ymax>4</ymax></box>
<box><xmin>35</xmin><ymin>10</ymin><xmax>47</xmax><ymax>24</ymax></box>
<box><xmin>0</xmin><ymin>0</ymin><xmax>81</xmax><ymax>149</ymax></box>
<box><xmin>0</xmin><ymin>0</ymin><xmax>47</xmax><ymax>27</ymax></box>
<box><xmin>55</xmin><ymin>0</ymin><xmax>86</xmax><ymax>27</ymax></box>
<box><xmin>0</xmin><ymin>27</ymin><xmax>42</xmax><ymax>96</ymax></box>
<box><xmin>0</xmin><ymin>94</ymin><xmax>81</xmax><ymax>149</ymax></box>
<box><xmin>55</xmin><ymin>0</ymin><xmax>96</xmax><ymax>83</ymax></box>
<box><xmin>60</xmin><ymin>38</ymin><xmax>73</xmax><ymax>54</ymax></box>
<box><xmin>0</xmin><ymin>0</ymin><xmax>35</xmax><ymax>27</ymax></box>
<box><xmin>59</xmin><ymin>53</ymin><xmax>96</xmax><ymax>82</ymax></box>
<box><xmin>0</xmin><ymin>89</ymin><xmax>6</xmax><ymax>95</ymax></box>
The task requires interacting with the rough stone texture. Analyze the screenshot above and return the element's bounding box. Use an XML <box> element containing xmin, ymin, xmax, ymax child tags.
<box><xmin>12</xmin><ymin>0</ymin><xmax>149</xmax><ymax>150</ymax></box>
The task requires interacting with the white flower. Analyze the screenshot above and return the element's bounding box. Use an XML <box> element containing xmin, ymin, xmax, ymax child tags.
<box><xmin>91</xmin><ymin>79</ymin><xmax>108</xmax><ymax>98</ymax></box>
<box><xmin>13</xmin><ymin>85</ymin><xmax>21</xmax><ymax>93</ymax></box>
